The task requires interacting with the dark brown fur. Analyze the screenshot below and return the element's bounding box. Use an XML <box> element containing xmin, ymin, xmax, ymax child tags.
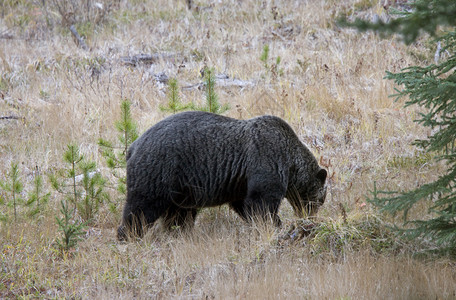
<box><xmin>118</xmin><ymin>111</ymin><xmax>327</xmax><ymax>240</ymax></box>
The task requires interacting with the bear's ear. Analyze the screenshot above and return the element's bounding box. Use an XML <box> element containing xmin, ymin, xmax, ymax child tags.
<box><xmin>316</xmin><ymin>169</ymin><xmax>327</xmax><ymax>184</ymax></box>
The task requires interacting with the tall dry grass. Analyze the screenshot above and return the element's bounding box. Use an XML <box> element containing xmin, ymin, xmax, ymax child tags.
<box><xmin>1</xmin><ymin>0</ymin><xmax>455</xmax><ymax>298</ymax></box>
<box><xmin>1</xmin><ymin>213</ymin><xmax>455</xmax><ymax>299</ymax></box>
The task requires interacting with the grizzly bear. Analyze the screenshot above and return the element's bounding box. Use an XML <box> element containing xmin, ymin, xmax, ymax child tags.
<box><xmin>118</xmin><ymin>111</ymin><xmax>327</xmax><ymax>240</ymax></box>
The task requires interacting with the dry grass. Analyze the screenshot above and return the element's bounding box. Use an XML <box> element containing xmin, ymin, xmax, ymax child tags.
<box><xmin>1</xmin><ymin>214</ymin><xmax>455</xmax><ymax>299</ymax></box>
<box><xmin>1</xmin><ymin>0</ymin><xmax>455</xmax><ymax>298</ymax></box>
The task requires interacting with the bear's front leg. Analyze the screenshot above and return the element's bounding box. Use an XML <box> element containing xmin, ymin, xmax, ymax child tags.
<box><xmin>242</xmin><ymin>178</ymin><xmax>286</xmax><ymax>227</ymax></box>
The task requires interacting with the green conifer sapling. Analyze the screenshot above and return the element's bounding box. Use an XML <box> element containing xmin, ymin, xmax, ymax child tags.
<box><xmin>77</xmin><ymin>160</ymin><xmax>108</xmax><ymax>223</ymax></box>
<box><xmin>0</xmin><ymin>162</ymin><xmax>24</xmax><ymax>221</ymax></box>
<box><xmin>26</xmin><ymin>167</ymin><xmax>50</xmax><ymax>217</ymax></box>
<box><xmin>55</xmin><ymin>199</ymin><xmax>86</xmax><ymax>252</ymax></box>
<box><xmin>194</xmin><ymin>67</ymin><xmax>229</xmax><ymax>114</ymax></box>
<box><xmin>50</xmin><ymin>143</ymin><xmax>84</xmax><ymax>211</ymax></box>
<box><xmin>160</xmin><ymin>78</ymin><xmax>191</xmax><ymax>114</ymax></box>
<box><xmin>98</xmin><ymin>99</ymin><xmax>138</xmax><ymax>211</ymax></box>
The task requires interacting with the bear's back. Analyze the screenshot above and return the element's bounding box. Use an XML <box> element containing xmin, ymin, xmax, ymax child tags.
<box><xmin>128</xmin><ymin>112</ymin><xmax>305</xmax><ymax>166</ymax></box>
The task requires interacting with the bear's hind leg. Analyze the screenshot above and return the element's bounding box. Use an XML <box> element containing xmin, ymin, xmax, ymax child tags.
<box><xmin>229</xmin><ymin>200</ymin><xmax>250</xmax><ymax>222</ymax></box>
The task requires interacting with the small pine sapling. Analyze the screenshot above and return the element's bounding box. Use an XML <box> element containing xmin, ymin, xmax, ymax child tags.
<box><xmin>116</xmin><ymin>100</ymin><xmax>139</xmax><ymax>159</ymax></box>
<box><xmin>260</xmin><ymin>44</ymin><xmax>283</xmax><ymax>81</ymax></box>
<box><xmin>272</xmin><ymin>56</ymin><xmax>282</xmax><ymax>78</ymax></box>
<box><xmin>49</xmin><ymin>143</ymin><xmax>84</xmax><ymax>211</ymax></box>
<box><xmin>26</xmin><ymin>167</ymin><xmax>50</xmax><ymax>217</ymax></box>
<box><xmin>77</xmin><ymin>160</ymin><xmax>108</xmax><ymax>223</ymax></box>
<box><xmin>194</xmin><ymin>67</ymin><xmax>229</xmax><ymax>114</ymax></box>
<box><xmin>0</xmin><ymin>192</ymin><xmax>5</xmax><ymax>222</ymax></box>
<box><xmin>0</xmin><ymin>162</ymin><xmax>24</xmax><ymax>221</ymax></box>
<box><xmin>55</xmin><ymin>199</ymin><xmax>86</xmax><ymax>253</ymax></box>
<box><xmin>98</xmin><ymin>99</ymin><xmax>138</xmax><ymax>211</ymax></box>
<box><xmin>160</xmin><ymin>78</ymin><xmax>192</xmax><ymax>114</ymax></box>
<box><xmin>260</xmin><ymin>44</ymin><xmax>270</xmax><ymax>69</ymax></box>
<box><xmin>99</xmin><ymin>99</ymin><xmax>138</xmax><ymax>173</ymax></box>
<box><xmin>50</xmin><ymin>143</ymin><xmax>106</xmax><ymax>222</ymax></box>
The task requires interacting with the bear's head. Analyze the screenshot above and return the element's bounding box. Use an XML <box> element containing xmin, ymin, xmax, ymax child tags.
<box><xmin>287</xmin><ymin>168</ymin><xmax>327</xmax><ymax>218</ymax></box>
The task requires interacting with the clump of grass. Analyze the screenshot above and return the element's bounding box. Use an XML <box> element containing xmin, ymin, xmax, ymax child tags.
<box><xmin>279</xmin><ymin>212</ymin><xmax>400</xmax><ymax>258</ymax></box>
<box><xmin>354</xmin><ymin>0</ymin><xmax>378</xmax><ymax>11</ymax></box>
<box><xmin>311</xmin><ymin>213</ymin><xmax>398</xmax><ymax>256</ymax></box>
<box><xmin>0</xmin><ymin>76</ymin><xmax>10</xmax><ymax>92</ymax></box>
<box><xmin>387</xmin><ymin>151</ymin><xmax>433</xmax><ymax>169</ymax></box>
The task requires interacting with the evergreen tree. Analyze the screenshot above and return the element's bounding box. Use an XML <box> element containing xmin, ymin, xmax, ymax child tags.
<box><xmin>160</xmin><ymin>78</ymin><xmax>191</xmax><ymax>114</ymax></box>
<box><xmin>26</xmin><ymin>167</ymin><xmax>50</xmax><ymax>217</ymax></box>
<box><xmin>341</xmin><ymin>0</ymin><xmax>456</xmax><ymax>254</ymax></box>
<box><xmin>55</xmin><ymin>199</ymin><xmax>86</xmax><ymax>253</ymax></box>
<box><xmin>50</xmin><ymin>143</ymin><xmax>84</xmax><ymax>211</ymax></box>
<box><xmin>50</xmin><ymin>143</ymin><xmax>106</xmax><ymax>223</ymax></box>
<box><xmin>77</xmin><ymin>160</ymin><xmax>108</xmax><ymax>223</ymax></box>
<box><xmin>98</xmin><ymin>99</ymin><xmax>138</xmax><ymax>208</ymax></box>
<box><xmin>260</xmin><ymin>44</ymin><xmax>270</xmax><ymax>69</ymax></box>
<box><xmin>260</xmin><ymin>44</ymin><xmax>282</xmax><ymax>80</ymax></box>
<box><xmin>0</xmin><ymin>162</ymin><xmax>23</xmax><ymax>221</ymax></box>
<box><xmin>194</xmin><ymin>67</ymin><xmax>229</xmax><ymax>114</ymax></box>
<box><xmin>116</xmin><ymin>99</ymin><xmax>139</xmax><ymax>160</ymax></box>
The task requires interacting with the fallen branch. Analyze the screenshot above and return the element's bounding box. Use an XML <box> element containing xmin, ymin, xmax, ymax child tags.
<box><xmin>69</xmin><ymin>25</ymin><xmax>89</xmax><ymax>51</ymax></box>
<box><xmin>120</xmin><ymin>53</ymin><xmax>178</xmax><ymax>66</ymax></box>
<box><xmin>181</xmin><ymin>83</ymin><xmax>203</xmax><ymax>91</ymax></box>
<box><xmin>0</xmin><ymin>31</ymin><xmax>14</xmax><ymax>40</ymax></box>
<box><xmin>0</xmin><ymin>115</ymin><xmax>21</xmax><ymax>120</ymax></box>
<box><xmin>182</xmin><ymin>76</ymin><xmax>254</xmax><ymax>91</ymax></box>
<box><xmin>216</xmin><ymin>77</ymin><xmax>255</xmax><ymax>88</ymax></box>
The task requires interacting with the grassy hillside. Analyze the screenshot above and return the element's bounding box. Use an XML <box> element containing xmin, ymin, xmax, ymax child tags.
<box><xmin>1</xmin><ymin>0</ymin><xmax>455</xmax><ymax>298</ymax></box>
